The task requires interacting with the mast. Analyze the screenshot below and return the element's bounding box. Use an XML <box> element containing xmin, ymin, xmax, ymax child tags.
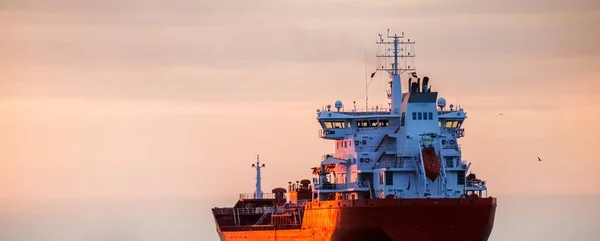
<box><xmin>375</xmin><ymin>29</ymin><xmax>416</xmax><ymax>115</ymax></box>
<box><xmin>252</xmin><ymin>155</ymin><xmax>265</xmax><ymax>198</ymax></box>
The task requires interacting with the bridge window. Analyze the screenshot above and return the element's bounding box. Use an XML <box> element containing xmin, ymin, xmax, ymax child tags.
<box><xmin>369</xmin><ymin>120</ymin><xmax>378</xmax><ymax>127</ymax></box>
<box><xmin>325</xmin><ymin>121</ymin><xmax>347</xmax><ymax>129</ymax></box>
<box><xmin>325</xmin><ymin>122</ymin><xmax>333</xmax><ymax>128</ymax></box>
<box><xmin>378</xmin><ymin>119</ymin><xmax>389</xmax><ymax>127</ymax></box>
<box><xmin>428</xmin><ymin>112</ymin><xmax>433</xmax><ymax>120</ymax></box>
<box><xmin>443</xmin><ymin>120</ymin><xmax>462</xmax><ymax>128</ymax></box>
<box><xmin>412</xmin><ymin>112</ymin><xmax>417</xmax><ymax>120</ymax></box>
<box><xmin>418</xmin><ymin>112</ymin><xmax>422</xmax><ymax>120</ymax></box>
<box><xmin>357</xmin><ymin>120</ymin><xmax>369</xmax><ymax>127</ymax></box>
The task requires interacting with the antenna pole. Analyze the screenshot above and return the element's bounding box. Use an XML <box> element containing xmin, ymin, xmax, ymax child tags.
<box><xmin>364</xmin><ymin>47</ymin><xmax>368</xmax><ymax>110</ymax></box>
<box><xmin>375</xmin><ymin>29</ymin><xmax>416</xmax><ymax>115</ymax></box>
<box><xmin>253</xmin><ymin>154</ymin><xmax>264</xmax><ymax>199</ymax></box>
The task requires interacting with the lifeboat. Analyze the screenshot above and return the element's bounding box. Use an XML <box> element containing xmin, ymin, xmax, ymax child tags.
<box><xmin>421</xmin><ymin>146</ymin><xmax>440</xmax><ymax>181</ymax></box>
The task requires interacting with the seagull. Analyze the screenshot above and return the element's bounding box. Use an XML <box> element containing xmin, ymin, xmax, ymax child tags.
<box><xmin>496</xmin><ymin>113</ymin><xmax>503</xmax><ymax>116</ymax></box>
<box><xmin>537</xmin><ymin>157</ymin><xmax>542</xmax><ymax>162</ymax></box>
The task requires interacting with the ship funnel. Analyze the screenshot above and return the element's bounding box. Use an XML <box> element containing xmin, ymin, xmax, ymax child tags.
<box><xmin>422</xmin><ymin>76</ymin><xmax>429</xmax><ymax>93</ymax></box>
<box><xmin>408</xmin><ymin>78</ymin><xmax>413</xmax><ymax>93</ymax></box>
<box><xmin>416</xmin><ymin>78</ymin><xmax>421</xmax><ymax>92</ymax></box>
<box><xmin>411</xmin><ymin>82</ymin><xmax>419</xmax><ymax>93</ymax></box>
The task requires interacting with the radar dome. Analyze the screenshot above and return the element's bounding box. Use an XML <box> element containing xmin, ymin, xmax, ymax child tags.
<box><xmin>437</xmin><ymin>98</ymin><xmax>447</xmax><ymax>108</ymax></box>
<box><xmin>334</xmin><ymin>100</ymin><xmax>343</xmax><ymax>109</ymax></box>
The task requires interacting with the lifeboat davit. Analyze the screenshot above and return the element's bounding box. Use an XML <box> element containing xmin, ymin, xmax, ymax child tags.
<box><xmin>421</xmin><ymin>146</ymin><xmax>440</xmax><ymax>181</ymax></box>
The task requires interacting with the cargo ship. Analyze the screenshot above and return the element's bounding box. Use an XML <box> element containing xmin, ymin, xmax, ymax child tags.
<box><xmin>211</xmin><ymin>30</ymin><xmax>497</xmax><ymax>241</ymax></box>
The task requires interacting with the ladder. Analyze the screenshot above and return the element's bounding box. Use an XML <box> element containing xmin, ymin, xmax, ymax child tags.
<box><xmin>437</xmin><ymin>138</ymin><xmax>448</xmax><ymax>197</ymax></box>
<box><xmin>255</xmin><ymin>208</ymin><xmax>273</xmax><ymax>225</ymax></box>
<box><xmin>416</xmin><ymin>136</ymin><xmax>428</xmax><ymax>196</ymax></box>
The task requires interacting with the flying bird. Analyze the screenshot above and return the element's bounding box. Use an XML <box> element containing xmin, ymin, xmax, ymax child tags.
<box><xmin>496</xmin><ymin>113</ymin><xmax>503</xmax><ymax>116</ymax></box>
<box><xmin>537</xmin><ymin>157</ymin><xmax>542</xmax><ymax>162</ymax></box>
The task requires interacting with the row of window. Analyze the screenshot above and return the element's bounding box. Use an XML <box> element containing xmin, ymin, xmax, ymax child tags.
<box><xmin>324</xmin><ymin>119</ymin><xmax>390</xmax><ymax>129</ymax></box>
<box><xmin>441</xmin><ymin>120</ymin><xmax>463</xmax><ymax>128</ymax></box>
<box><xmin>412</xmin><ymin>112</ymin><xmax>434</xmax><ymax>120</ymax></box>
<box><xmin>336</xmin><ymin>139</ymin><xmax>371</xmax><ymax>149</ymax></box>
<box><xmin>324</xmin><ymin>121</ymin><xmax>346</xmax><ymax>129</ymax></box>
<box><xmin>357</xmin><ymin>119</ymin><xmax>389</xmax><ymax>128</ymax></box>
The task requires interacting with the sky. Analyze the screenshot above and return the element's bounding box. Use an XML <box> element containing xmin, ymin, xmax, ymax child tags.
<box><xmin>1</xmin><ymin>0</ymin><xmax>599</xmax><ymax>200</ymax></box>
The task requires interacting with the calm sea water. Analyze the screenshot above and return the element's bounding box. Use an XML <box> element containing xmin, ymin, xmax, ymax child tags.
<box><xmin>0</xmin><ymin>195</ymin><xmax>598</xmax><ymax>241</ymax></box>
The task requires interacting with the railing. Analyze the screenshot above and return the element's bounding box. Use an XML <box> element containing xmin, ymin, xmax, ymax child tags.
<box><xmin>317</xmin><ymin>181</ymin><xmax>369</xmax><ymax>190</ymax></box>
<box><xmin>318</xmin><ymin>129</ymin><xmax>352</xmax><ymax>138</ymax></box>
<box><xmin>239</xmin><ymin>193</ymin><xmax>276</xmax><ymax>200</ymax></box>
<box><xmin>213</xmin><ymin>206</ymin><xmax>285</xmax><ymax>216</ymax></box>
<box><xmin>358</xmin><ymin>145</ymin><xmax>396</xmax><ymax>152</ymax></box>
<box><xmin>212</xmin><ymin>208</ymin><xmax>235</xmax><ymax>215</ymax></box>
<box><xmin>320</xmin><ymin>107</ymin><xmax>392</xmax><ymax>116</ymax></box>
<box><xmin>377</xmin><ymin>159</ymin><xmax>410</xmax><ymax>168</ymax></box>
<box><xmin>466</xmin><ymin>179</ymin><xmax>487</xmax><ymax>190</ymax></box>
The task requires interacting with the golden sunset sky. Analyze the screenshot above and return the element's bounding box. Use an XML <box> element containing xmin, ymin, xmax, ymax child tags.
<box><xmin>1</xmin><ymin>0</ymin><xmax>599</xmax><ymax>199</ymax></box>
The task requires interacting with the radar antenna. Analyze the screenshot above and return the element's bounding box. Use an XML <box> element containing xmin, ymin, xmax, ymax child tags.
<box><xmin>251</xmin><ymin>155</ymin><xmax>266</xmax><ymax>199</ymax></box>
<box><xmin>375</xmin><ymin>30</ymin><xmax>416</xmax><ymax>75</ymax></box>
<box><xmin>375</xmin><ymin>29</ymin><xmax>416</xmax><ymax>115</ymax></box>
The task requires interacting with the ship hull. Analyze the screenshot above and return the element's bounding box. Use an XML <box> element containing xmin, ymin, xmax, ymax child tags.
<box><xmin>215</xmin><ymin>197</ymin><xmax>497</xmax><ymax>241</ymax></box>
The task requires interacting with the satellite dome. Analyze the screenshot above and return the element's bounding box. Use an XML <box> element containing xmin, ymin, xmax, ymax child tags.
<box><xmin>437</xmin><ymin>98</ymin><xmax>447</xmax><ymax>108</ymax></box>
<box><xmin>334</xmin><ymin>100</ymin><xmax>343</xmax><ymax>109</ymax></box>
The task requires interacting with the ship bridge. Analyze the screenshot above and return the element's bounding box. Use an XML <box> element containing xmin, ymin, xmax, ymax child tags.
<box><xmin>317</xmin><ymin>101</ymin><xmax>397</xmax><ymax>140</ymax></box>
<box><xmin>437</xmin><ymin>101</ymin><xmax>467</xmax><ymax>138</ymax></box>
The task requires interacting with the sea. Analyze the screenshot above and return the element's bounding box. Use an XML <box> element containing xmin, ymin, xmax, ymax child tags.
<box><xmin>0</xmin><ymin>195</ymin><xmax>598</xmax><ymax>241</ymax></box>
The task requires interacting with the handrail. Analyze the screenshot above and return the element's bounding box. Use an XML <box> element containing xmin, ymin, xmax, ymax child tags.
<box><xmin>316</xmin><ymin>181</ymin><xmax>370</xmax><ymax>190</ymax></box>
<box><xmin>320</xmin><ymin>106</ymin><xmax>392</xmax><ymax>115</ymax></box>
<box><xmin>239</xmin><ymin>193</ymin><xmax>276</xmax><ymax>200</ymax></box>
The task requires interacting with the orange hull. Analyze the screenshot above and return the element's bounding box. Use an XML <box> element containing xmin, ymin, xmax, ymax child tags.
<box><xmin>215</xmin><ymin>198</ymin><xmax>497</xmax><ymax>241</ymax></box>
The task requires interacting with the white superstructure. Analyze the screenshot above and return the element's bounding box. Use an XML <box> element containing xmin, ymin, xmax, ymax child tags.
<box><xmin>312</xmin><ymin>31</ymin><xmax>488</xmax><ymax>200</ymax></box>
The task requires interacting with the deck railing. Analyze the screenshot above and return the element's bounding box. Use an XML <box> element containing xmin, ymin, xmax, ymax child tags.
<box><xmin>239</xmin><ymin>193</ymin><xmax>276</xmax><ymax>200</ymax></box>
<box><xmin>316</xmin><ymin>181</ymin><xmax>369</xmax><ymax>190</ymax></box>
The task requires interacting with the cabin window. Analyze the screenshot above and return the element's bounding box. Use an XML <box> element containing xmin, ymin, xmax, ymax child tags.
<box><xmin>355</xmin><ymin>140</ymin><xmax>359</xmax><ymax>145</ymax></box>
<box><xmin>379</xmin><ymin>173</ymin><xmax>384</xmax><ymax>185</ymax></box>
<box><xmin>428</xmin><ymin>112</ymin><xmax>433</xmax><ymax>120</ymax></box>
<box><xmin>385</xmin><ymin>171</ymin><xmax>393</xmax><ymax>185</ymax></box>
<box><xmin>359</xmin><ymin>158</ymin><xmax>365</xmax><ymax>163</ymax></box>
<box><xmin>325</xmin><ymin>121</ymin><xmax>333</xmax><ymax>128</ymax></box>
<box><xmin>418</xmin><ymin>112</ymin><xmax>423</xmax><ymax>120</ymax></box>
<box><xmin>347</xmin><ymin>121</ymin><xmax>352</xmax><ymax>128</ymax></box>
<box><xmin>344</xmin><ymin>141</ymin><xmax>347</xmax><ymax>148</ymax></box>
<box><xmin>412</xmin><ymin>112</ymin><xmax>417</xmax><ymax>120</ymax></box>
<box><xmin>362</xmin><ymin>140</ymin><xmax>367</xmax><ymax>145</ymax></box>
